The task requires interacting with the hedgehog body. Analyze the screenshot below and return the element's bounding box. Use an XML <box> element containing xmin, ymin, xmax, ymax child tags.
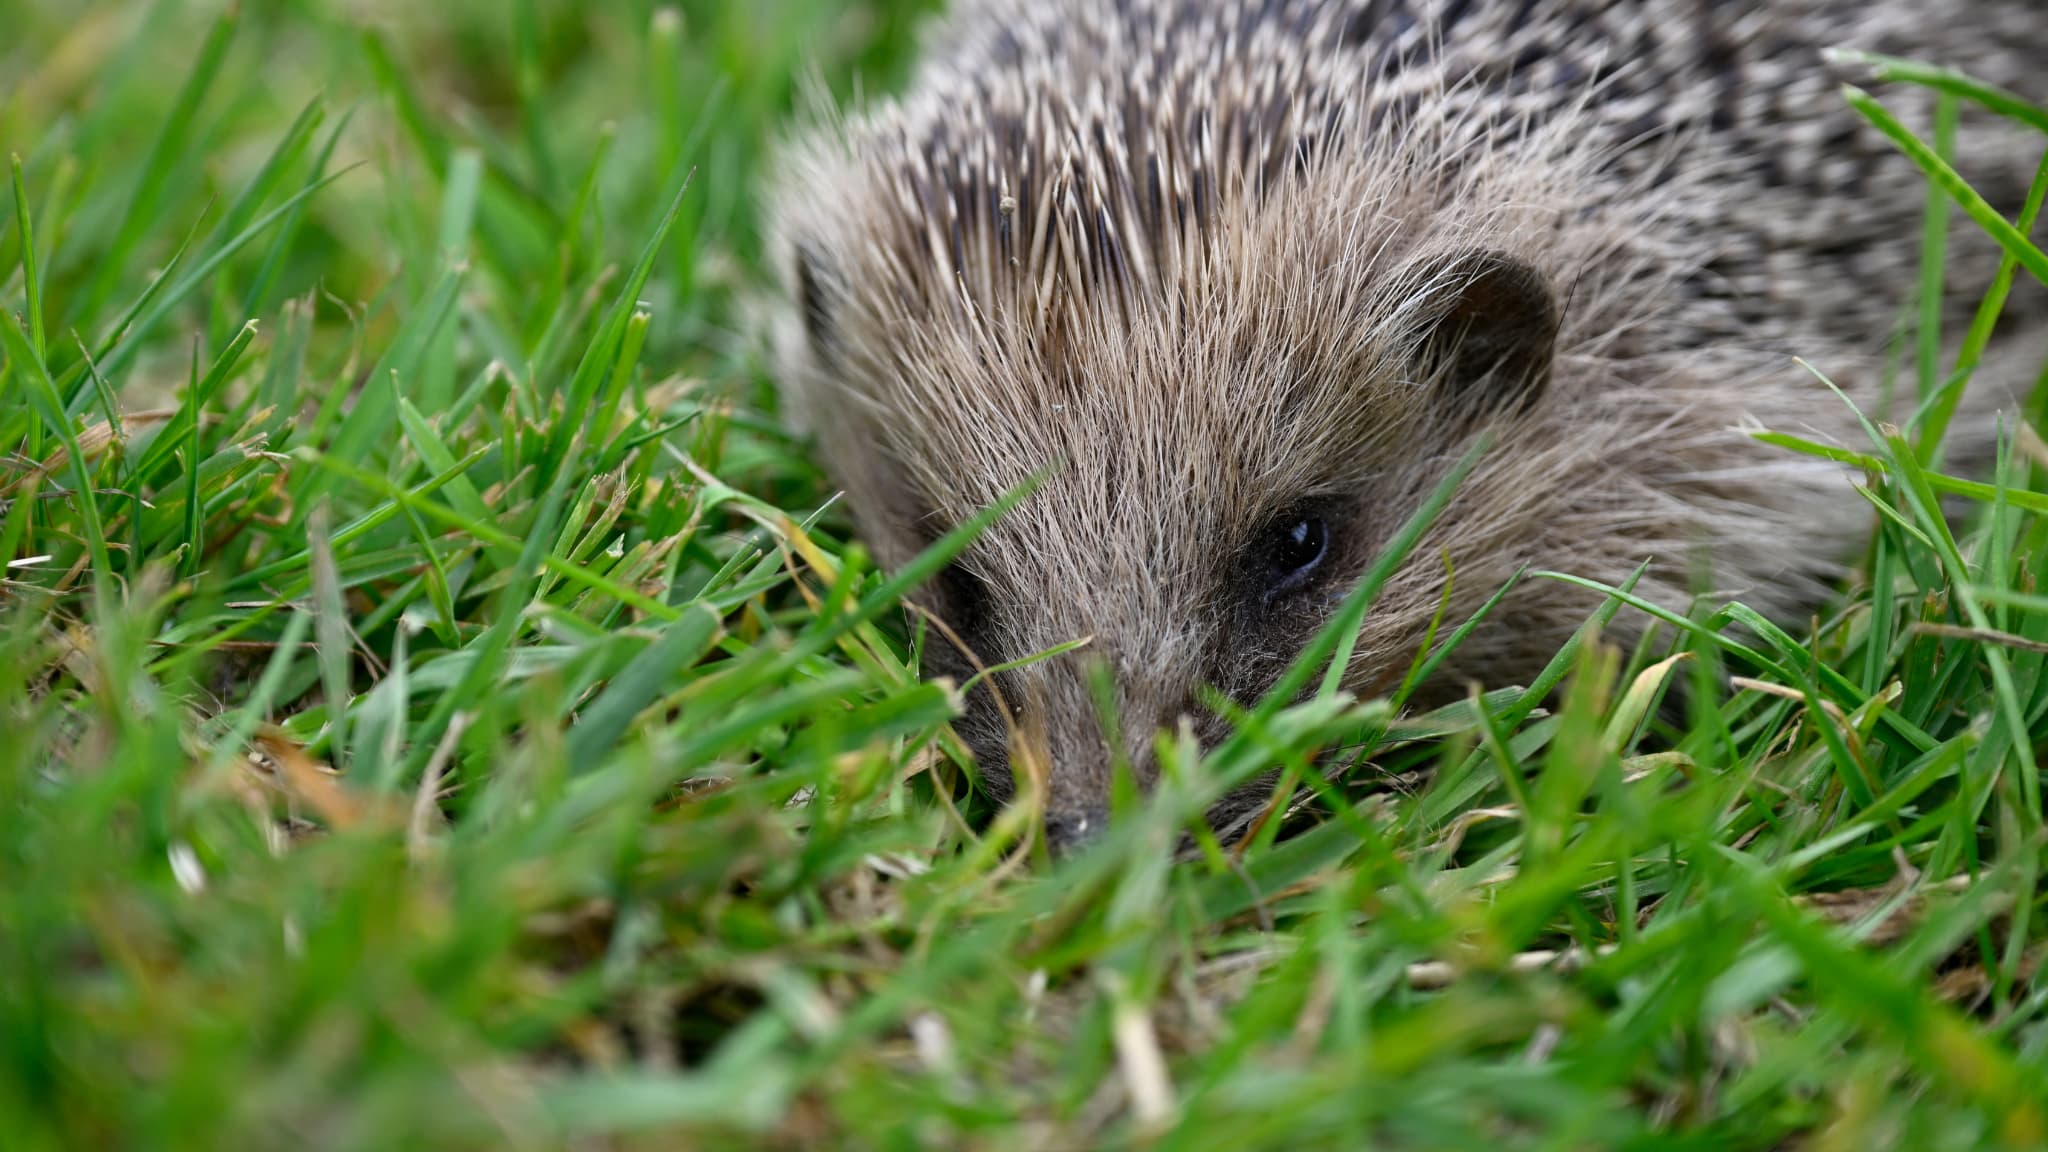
<box><xmin>767</xmin><ymin>0</ymin><xmax>2048</xmax><ymax>843</ymax></box>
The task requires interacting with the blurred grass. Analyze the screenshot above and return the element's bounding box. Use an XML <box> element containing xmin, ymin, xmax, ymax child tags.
<box><xmin>5</xmin><ymin>2</ymin><xmax>2048</xmax><ymax>1149</ymax></box>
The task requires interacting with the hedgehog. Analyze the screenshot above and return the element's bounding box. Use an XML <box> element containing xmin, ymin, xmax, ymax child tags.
<box><xmin>765</xmin><ymin>0</ymin><xmax>2048</xmax><ymax>848</ymax></box>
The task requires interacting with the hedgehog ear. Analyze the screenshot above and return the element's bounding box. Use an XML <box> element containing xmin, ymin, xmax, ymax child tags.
<box><xmin>1415</xmin><ymin>250</ymin><xmax>1558</xmax><ymax>426</ymax></box>
<box><xmin>793</xmin><ymin>243</ymin><xmax>839</xmax><ymax>366</ymax></box>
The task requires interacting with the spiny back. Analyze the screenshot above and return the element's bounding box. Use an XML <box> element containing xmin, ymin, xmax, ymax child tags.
<box><xmin>782</xmin><ymin>0</ymin><xmax>2039</xmax><ymax>356</ymax></box>
<box><xmin>766</xmin><ymin>0</ymin><xmax>2048</xmax><ymax>841</ymax></box>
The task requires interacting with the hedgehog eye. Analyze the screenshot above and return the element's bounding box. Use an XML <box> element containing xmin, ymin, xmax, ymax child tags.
<box><xmin>938</xmin><ymin>560</ymin><xmax>991</xmax><ymax>636</ymax></box>
<box><xmin>1265</xmin><ymin>516</ymin><xmax>1328</xmax><ymax>595</ymax></box>
<box><xmin>918</xmin><ymin>558</ymin><xmax>995</xmax><ymax>680</ymax></box>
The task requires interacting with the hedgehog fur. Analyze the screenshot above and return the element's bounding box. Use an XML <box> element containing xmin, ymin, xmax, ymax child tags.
<box><xmin>765</xmin><ymin>0</ymin><xmax>2048</xmax><ymax>845</ymax></box>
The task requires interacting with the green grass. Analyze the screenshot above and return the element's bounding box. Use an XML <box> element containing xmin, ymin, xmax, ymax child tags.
<box><xmin>5</xmin><ymin>3</ymin><xmax>2048</xmax><ymax>1149</ymax></box>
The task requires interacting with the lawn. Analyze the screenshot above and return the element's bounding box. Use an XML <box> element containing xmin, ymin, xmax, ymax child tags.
<box><xmin>4</xmin><ymin>2</ymin><xmax>2048</xmax><ymax>1148</ymax></box>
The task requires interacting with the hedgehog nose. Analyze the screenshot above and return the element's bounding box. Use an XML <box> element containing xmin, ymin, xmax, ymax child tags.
<box><xmin>1043</xmin><ymin>806</ymin><xmax>1110</xmax><ymax>855</ymax></box>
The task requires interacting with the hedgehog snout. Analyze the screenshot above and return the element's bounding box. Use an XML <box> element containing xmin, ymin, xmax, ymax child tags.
<box><xmin>1042</xmin><ymin>808</ymin><xmax>1111</xmax><ymax>855</ymax></box>
<box><xmin>1013</xmin><ymin>648</ymin><xmax>1202</xmax><ymax>855</ymax></box>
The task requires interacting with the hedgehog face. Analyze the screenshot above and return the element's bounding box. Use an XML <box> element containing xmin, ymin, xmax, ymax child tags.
<box><xmin>754</xmin><ymin>0</ymin><xmax>1610</xmax><ymax>850</ymax></box>
<box><xmin>764</xmin><ymin>0</ymin><xmax>2048</xmax><ymax>851</ymax></box>
<box><xmin>781</xmin><ymin>218</ymin><xmax>1560</xmax><ymax>849</ymax></box>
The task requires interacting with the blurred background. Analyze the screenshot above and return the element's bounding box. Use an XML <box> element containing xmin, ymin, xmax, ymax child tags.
<box><xmin>1</xmin><ymin>0</ymin><xmax>939</xmax><ymax>410</ymax></box>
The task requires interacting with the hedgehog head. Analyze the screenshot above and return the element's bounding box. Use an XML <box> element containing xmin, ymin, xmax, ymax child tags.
<box><xmin>777</xmin><ymin>167</ymin><xmax>1573</xmax><ymax>847</ymax></box>
<box><xmin>765</xmin><ymin>15</ymin><xmax>1589</xmax><ymax>849</ymax></box>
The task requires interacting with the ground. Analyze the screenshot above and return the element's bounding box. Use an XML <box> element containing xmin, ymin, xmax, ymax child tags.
<box><xmin>3</xmin><ymin>2</ymin><xmax>2048</xmax><ymax>1149</ymax></box>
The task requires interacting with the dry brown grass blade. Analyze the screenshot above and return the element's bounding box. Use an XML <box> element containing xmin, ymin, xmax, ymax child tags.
<box><xmin>1910</xmin><ymin>622</ymin><xmax>2048</xmax><ymax>655</ymax></box>
<box><xmin>250</xmin><ymin>726</ymin><xmax>403</xmax><ymax>832</ymax></box>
